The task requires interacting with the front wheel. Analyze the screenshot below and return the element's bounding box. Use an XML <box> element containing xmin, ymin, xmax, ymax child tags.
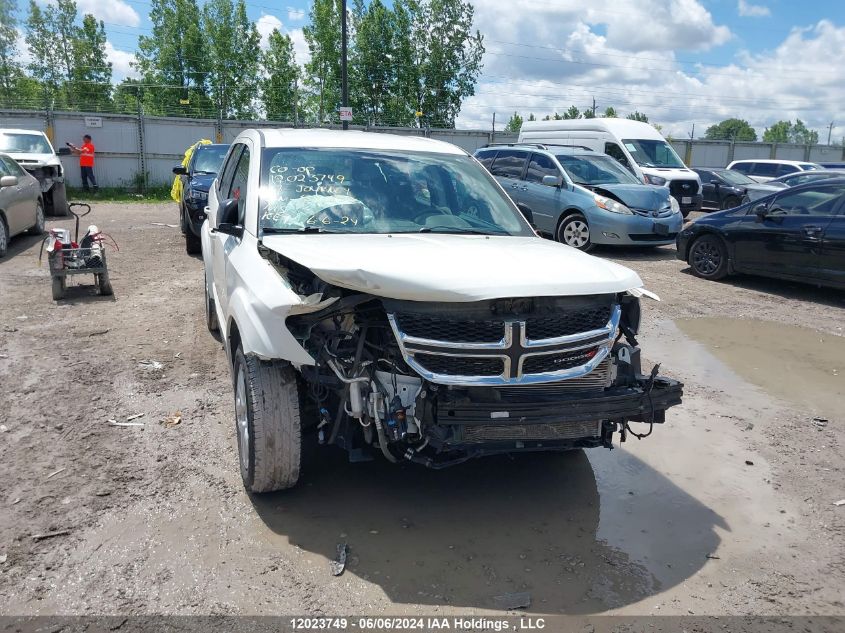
<box><xmin>721</xmin><ymin>196</ymin><xmax>741</xmax><ymax>210</ymax></box>
<box><xmin>689</xmin><ymin>234</ymin><xmax>729</xmax><ymax>280</ymax></box>
<box><xmin>185</xmin><ymin>231</ymin><xmax>201</xmax><ymax>255</ymax></box>
<box><xmin>28</xmin><ymin>200</ymin><xmax>45</xmax><ymax>234</ymax></box>
<box><xmin>49</xmin><ymin>183</ymin><xmax>69</xmax><ymax>217</ymax></box>
<box><xmin>232</xmin><ymin>346</ymin><xmax>304</xmax><ymax>492</ymax></box>
<box><xmin>557</xmin><ymin>213</ymin><xmax>593</xmax><ymax>251</ymax></box>
<box><xmin>0</xmin><ymin>217</ymin><xmax>7</xmax><ymax>257</ymax></box>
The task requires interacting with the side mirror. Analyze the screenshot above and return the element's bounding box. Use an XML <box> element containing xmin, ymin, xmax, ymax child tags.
<box><xmin>215</xmin><ymin>198</ymin><xmax>243</xmax><ymax>237</ymax></box>
<box><xmin>0</xmin><ymin>175</ymin><xmax>18</xmax><ymax>187</ymax></box>
<box><xmin>172</xmin><ymin>165</ymin><xmax>187</xmax><ymax>176</ymax></box>
<box><xmin>56</xmin><ymin>147</ymin><xmax>71</xmax><ymax>156</ymax></box>
<box><xmin>541</xmin><ymin>174</ymin><xmax>561</xmax><ymax>188</ymax></box>
<box><xmin>710</xmin><ymin>179</ymin><xmax>720</xmax><ymax>186</ymax></box>
<box><xmin>752</xmin><ymin>203</ymin><xmax>768</xmax><ymax>222</ymax></box>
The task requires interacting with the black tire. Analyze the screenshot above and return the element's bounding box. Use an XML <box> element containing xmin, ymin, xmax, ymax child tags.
<box><xmin>204</xmin><ymin>270</ymin><xmax>219</xmax><ymax>332</ymax></box>
<box><xmin>722</xmin><ymin>196</ymin><xmax>741</xmax><ymax>210</ymax></box>
<box><xmin>51</xmin><ymin>275</ymin><xmax>66</xmax><ymax>300</ymax></box>
<box><xmin>185</xmin><ymin>231</ymin><xmax>201</xmax><ymax>255</ymax></box>
<box><xmin>97</xmin><ymin>271</ymin><xmax>113</xmax><ymax>296</ymax></box>
<box><xmin>557</xmin><ymin>212</ymin><xmax>594</xmax><ymax>251</ymax></box>
<box><xmin>49</xmin><ymin>183</ymin><xmax>69</xmax><ymax>217</ymax></box>
<box><xmin>232</xmin><ymin>345</ymin><xmax>304</xmax><ymax>492</ymax></box>
<box><xmin>0</xmin><ymin>216</ymin><xmax>7</xmax><ymax>258</ymax></box>
<box><xmin>28</xmin><ymin>200</ymin><xmax>46</xmax><ymax>235</ymax></box>
<box><xmin>688</xmin><ymin>234</ymin><xmax>729</xmax><ymax>281</ymax></box>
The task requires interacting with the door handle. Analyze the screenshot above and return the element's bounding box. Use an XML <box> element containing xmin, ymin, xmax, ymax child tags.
<box><xmin>802</xmin><ymin>225</ymin><xmax>823</xmax><ymax>237</ymax></box>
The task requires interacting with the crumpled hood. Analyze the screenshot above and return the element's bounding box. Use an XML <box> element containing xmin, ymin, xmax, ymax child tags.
<box><xmin>5</xmin><ymin>151</ymin><xmax>59</xmax><ymax>166</ymax></box>
<box><xmin>262</xmin><ymin>233</ymin><xmax>644</xmax><ymax>302</ymax></box>
<box><xmin>589</xmin><ymin>183</ymin><xmax>670</xmax><ymax>211</ymax></box>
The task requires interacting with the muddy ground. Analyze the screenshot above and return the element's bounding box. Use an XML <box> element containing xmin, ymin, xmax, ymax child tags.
<box><xmin>0</xmin><ymin>202</ymin><xmax>843</xmax><ymax>616</ymax></box>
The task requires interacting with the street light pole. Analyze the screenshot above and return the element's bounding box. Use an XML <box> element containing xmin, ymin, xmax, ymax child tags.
<box><xmin>341</xmin><ymin>0</ymin><xmax>349</xmax><ymax>131</ymax></box>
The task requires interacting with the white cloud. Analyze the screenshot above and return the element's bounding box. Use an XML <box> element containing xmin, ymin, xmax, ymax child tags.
<box><xmin>288</xmin><ymin>7</ymin><xmax>305</xmax><ymax>21</ymax></box>
<box><xmin>738</xmin><ymin>0</ymin><xmax>771</xmax><ymax>18</ymax></box>
<box><xmin>105</xmin><ymin>42</ymin><xmax>137</xmax><ymax>80</ymax></box>
<box><xmin>256</xmin><ymin>14</ymin><xmax>284</xmax><ymax>49</ymax></box>
<box><xmin>289</xmin><ymin>28</ymin><xmax>310</xmax><ymax>65</ymax></box>
<box><xmin>76</xmin><ymin>0</ymin><xmax>140</xmax><ymax>27</ymax></box>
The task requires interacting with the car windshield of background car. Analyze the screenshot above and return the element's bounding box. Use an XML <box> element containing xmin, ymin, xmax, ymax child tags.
<box><xmin>257</xmin><ymin>149</ymin><xmax>533</xmax><ymax>236</ymax></box>
<box><xmin>0</xmin><ymin>133</ymin><xmax>51</xmax><ymax>154</ymax></box>
<box><xmin>622</xmin><ymin>139</ymin><xmax>685</xmax><ymax>168</ymax></box>
<box><xmin>556</xmin><ymin>154</ymin><xmax>641</xmax><ymax>186</ymax></box>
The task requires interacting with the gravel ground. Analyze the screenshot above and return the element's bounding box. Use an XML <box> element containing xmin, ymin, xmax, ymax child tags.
<box><xmin>0</xmin><ymin>203</ymin><xmax>843</xmax><ymax>616</ymax></box>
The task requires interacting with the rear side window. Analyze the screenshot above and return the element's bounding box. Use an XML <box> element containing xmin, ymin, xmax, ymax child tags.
<box><xmin>228</xmin><ymin>147</ymin><xmax>251</xmax><ymax>224</ymax></box>
<box><xmin>489</xmin><ymin>150</ymin><xmax>527</xmax><ymax>179</ymax></box>
<box><xmin>767</xmin><ymin>184</ymin><xmax>845</xmax><ymax>217</ymax></box>
<box><xmin>731</xmin><ymin>162</ymin><xmax>752</xmax><ymax>174</ymax></box>
<box><xmin>696</xmin><ymin>169</ymin><xmax>714</xmax><ymax>181</ymax></box>
<box><xmin>777</xmin><ymin>164</ymin><xmax>799</xmax><ymax>176</ymax></box>
<box><xmin>752</xmin><ymin>163</ymin><xmax>778</xmax><ymax>178</ymax></box>
<box><xmin>218</xmin><ymin>144</ymin><xmax>243</xmax><ymax>197</ymax></box>
<box><xmin>525</xmin><ymin>153</ymin><xmax>559</xmax><ymax>184</ymax></box>
<box><xmin>474</xmin><ymin>150</ymin><xmax>497</xmax><ymax>169</ymax></box>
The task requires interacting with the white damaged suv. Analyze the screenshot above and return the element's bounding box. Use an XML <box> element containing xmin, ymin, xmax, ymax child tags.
<box><xmin>0</xmin><ymin>129</ymin><xmax>68</xmax><ymax>216</ymax></box>
<box><xmin>202</xmin><ymin>129</ymin><xmax>683</xmax><ymax>492</ymax></box>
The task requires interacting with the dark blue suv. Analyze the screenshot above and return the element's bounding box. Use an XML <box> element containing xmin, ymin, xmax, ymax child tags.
<box><xmin>173</xmin><ymin>143</ymin><xmax>229</xmax><ymax>254</ymax></box>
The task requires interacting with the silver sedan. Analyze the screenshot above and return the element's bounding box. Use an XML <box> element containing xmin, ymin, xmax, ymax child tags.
<box><xmin>0</xmin><ymin>152</ymin><xmax>44</xmax><ymax>257</ymax></box>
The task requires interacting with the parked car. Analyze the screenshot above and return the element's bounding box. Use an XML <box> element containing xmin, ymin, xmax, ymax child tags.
<box><xmin>519</xmin><ymin>118</ymin><xmax>703</xmax><ymax>216</ymax></box>
<box><xmin>0</xmin><ymin>128</ymin><xmax>68</xmax><ymax>216</ymax></box>
<box><xmin>726</xmin><ymin>159</ymin><xmax>822</xmax><ymax>183</ymax></box>
<box><xmin>473</xmin><ymin>144</ymin><xmax>683</xmax><ymax>250</ymax></box>
<box><xmin>0</xmin><ymin>152</ymin><xmax>45</xmax><ymax>257</ymax></box>
<box><xmin>202</xmin><ymin>129</ymin><xmax>683</xmax><ymax>492</ymax></box>
<box><xmin>173</xmin><ymin>143</ymin><xmax>230</xmax><ymax>254</ymax></box>
<box><xmin>770</xmin><ymin>169</ymin><xmax>845</xmax><ymax>188</ymax></box>
<box><xmin>693</xmin><ymin>168</ymin><xmax>784</xmax><ymax>210</ymax></box>
<box><xmin>676</xmin><ymin>178</ymin><xmax>845</xmax><ymax>289</ymax></box>
<box><xmin>820</xmin><ymin>162</ymin><xmax>845</xmax><ymax>169</ymax></box>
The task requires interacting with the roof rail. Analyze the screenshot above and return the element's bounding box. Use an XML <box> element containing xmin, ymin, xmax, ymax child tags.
<box><xmin>480</xmin><ymin>142</ymin><xmax>594</xmax><ymax>151</ymax></box>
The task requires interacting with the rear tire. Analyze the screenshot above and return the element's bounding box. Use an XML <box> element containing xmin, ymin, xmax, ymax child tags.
<box><xmin>0</xmin><ymin>217</ymin><xmax>7</xmax><ymax>258</ymax></box>
<box><xmin>49</xmin><ymin>184</ymin><xmax>68</xmax><ymax>217</ymax></box>
<box><xmin>722</xmin><ymin>196</ymin><xmax>741</xmax><ymax>210</ymax></box>
<box><xmin>185</xmin><ymin>231</ymin><xmax>201</xmax><ymax>255</ymax></box>
<box><xmin>557</xmin><ymin>213</ymin><xmax>594</xmax><ymax>251</ymax></box>
<box><xmin>28</xmin><ymin>200</ymin><xmax>45</xmax><ymax>234</ymax></box>
<box><xmin>51</xmin><ymin>275</ymin><xmax>66</xmax><ymax>300</ymax></box>
<box><xmin>689</xmin><ymin>234</ymin><xmax>729</xmax><ymax>280</ymax></box>
<box><xmin>232</xmin><ymin>345</ymin><xmax>304</xmax><ymax>492</ymax></box>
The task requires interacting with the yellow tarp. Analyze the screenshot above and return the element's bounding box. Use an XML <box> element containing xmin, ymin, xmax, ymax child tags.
<box><xmin>171</xmin><ymin>139</ymin><xmax>213</xmax><ymax>202</ymax></box>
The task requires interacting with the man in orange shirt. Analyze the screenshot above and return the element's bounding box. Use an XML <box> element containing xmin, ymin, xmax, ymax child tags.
<box><xmin>67</xmin><ymin>134</ymin><xmax>98</xmax><ymax>193</ymax></box>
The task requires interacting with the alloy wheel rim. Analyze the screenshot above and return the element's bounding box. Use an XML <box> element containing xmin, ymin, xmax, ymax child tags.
<box><xmin>235</xmin><ymin>365</ymin><xmax>250</xmax><ymax>473</ymax></box>
<box><xmin>693</xmin><ymin>240</ymin><xmax>721</xmax><ymax>275</ymax></box>
<box><xmin>563</xmin><ymin>220</ymin><xmax>589</xmax><ymax>248</ymax></box>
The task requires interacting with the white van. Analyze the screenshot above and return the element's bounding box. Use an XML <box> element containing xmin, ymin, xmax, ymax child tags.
<box><xmin>519</xmin><ymin>119</ymin><xmax>702</xmax><ymax>216</ymax></box>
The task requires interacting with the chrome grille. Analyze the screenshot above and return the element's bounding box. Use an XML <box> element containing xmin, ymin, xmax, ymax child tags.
<box><xmin>462</xmin><ymin>420</ymin><xmax>601</xmax><ymax>442</ymax></box>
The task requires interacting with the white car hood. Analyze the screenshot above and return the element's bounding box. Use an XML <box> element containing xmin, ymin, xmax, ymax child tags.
<box><xmin>7</xmin><ymin>151</ymin><xmax>60</xmax><ymax>166</ymax></box>
<box><xmin>262</xmin><ymin>233</ymin><xmax>644</xmax><ymax>302</ymax></box>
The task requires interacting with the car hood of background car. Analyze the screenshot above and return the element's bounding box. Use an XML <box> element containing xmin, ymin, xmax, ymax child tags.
<box><xmin>188</xmin><ymin>173</ymin><xmax>216</xmax><ymax>192</ymax></box>
<box><xmin>262</xmin><ymin>233</ymin><xmax>644</xmax><ymax>301</ymax></box>
<box><xmin>5</xmin><ymin>151</ymin><xmax>60</xmax><ymax>166</ymax></box>
<box><xmin>584</xmin><ymin>183</ymin><xmax>669</xmax><ymax>211</ymax></box>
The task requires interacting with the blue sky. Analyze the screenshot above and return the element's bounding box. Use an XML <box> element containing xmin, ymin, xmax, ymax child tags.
<box><xmin>12</xmin><ymin>0</ymin><xmax>845</xmax><ymax>139</ymax></box>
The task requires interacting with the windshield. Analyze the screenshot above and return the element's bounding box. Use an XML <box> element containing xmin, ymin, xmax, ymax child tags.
<box><xmin>555</xmin><ymin>153</ymin><xmax>640</xmax><ymax>185</ymax></box>
<box><xmin>716</xmin><ymin>170</ymin><xmax>756</xmax><ymax>185</ymax></box>
<box><xmin>192</xmin><ymin>145</ymin><xmax>228</xmax><ymax>174</ymax></box>
<box><xmin>0</xmin><ymin>132</ymin><xmax>51</xmax><ymax>154</ymax></box>
<box><xmin>622</xmin><ymin>139</ymin><xmax>684</xmax><ymax>168</ymax></box>
<box><xmin>800</xmin><ymin>163</ymin><xmax>822</xmax><ymax>171</ymax></box>
<box><xmin>258</xmin><ymin>149</ymin><xmax>533</xmax><ymax>236</ymax></box>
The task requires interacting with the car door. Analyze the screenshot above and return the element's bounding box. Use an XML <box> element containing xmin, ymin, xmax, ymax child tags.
<box><xmin>488</xmin><ymin>150</ymin><xmax>528</xmax><ymax>205</ymax></box>
<box><xmin>730</xmin><ymin>184</ymin><xmax>845</xmax><ymax>280</ymax></box>
<box><xmin>0</xmin><ymin>157</ymin><xmax>29</xmax><ymax>236</ymax></box>
<box><xmin>696</xmin><ymin>169</ymin><xmax>718</xmax><ymax>207</ymax></box>
<box><xmin>520</xmin><ymin>152</ymin><xmax>566</xmax><ymax>234</ymax></box>
<box><xmin>817</xmin><ymin>196</ymin><xmax>845</xmax><ymax>287</ymax></box>
<box><xmin>211</xmin><ymin>143</ymin><xmax>245</xmax><ymax>316</ymax></box>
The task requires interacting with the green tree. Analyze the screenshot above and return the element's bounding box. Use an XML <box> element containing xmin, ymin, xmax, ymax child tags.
<box><xmin>790</xmin><ymin>119</ymin><xmax>818</xmax><ymax>145</ymax></box>
<box><xmin>0</xmin><ymin>0</ymin><xmax>21</xmax><ymax>101</ymax></box>
<box><xmin>563</xmin><ymin>105</ymin><xmax>580</xmax><ymax>120</ymax></box>
<box><xmin>582</xmin><ymin>108</ymin><xmax>595</xmax><ymax>119</ymax></box>
<box><xmin>762</xmin><ymin>120</ymin><xmax>791</xmax><ymax>143</ymax></box>
<box><xmin>503</xmin><ymin>111</ymin><xmax>522</xmax><ymax>133</ymax></box>
<box><xmin>202</xmin><ymin>0</ymin><xmax>260</xmax><ymax>118</ymax></box>
<box><xmin>52</xmin><ymin>0</ymin><xmax>78</xmax><ymax>105</ymax></box>
<box><xmin>25</xmin><ymin>0</ymin><xmax>62</xmax><ymax>107</ymax></box>
<box><xmin>350</xmin><ymin>0</ymin><xmax>396</xmax><ymax>125</ymax></box>
<box><xmin>136</xmin><ymin>0</ymin><xmax>211</xmax><ymax>116</ymax></box>
<box><xmin>626</xmin><ymin>111</ymin><xmax>648</xmax><ymax>122</ymax></box>
<box><xmin>71</xmin><ymin>14</ymin><xmax>112</xmax><ymax>111</ymax></box>
<box><xmin>603</xmin><ymin>106</ymin><xmax>617</xmax><ymax>118</ymax></box>
<box><xmin>303</xmin><ymin>0</ymin><xmax>342</xmax><ymax>123</ymax></box>
<box><xmin>704</xmin><ymin>118</ymin><xmax>757</xmax><ymax>141</ymax></box>
<box><xmin>260</xmin><ymin>29</ymin><xmax>299</xmax><ymax>121</ymax></box>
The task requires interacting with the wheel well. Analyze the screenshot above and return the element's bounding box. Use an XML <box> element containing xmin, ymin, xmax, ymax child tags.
<box><xmin>555</xmin><ymin>209</ymin><xmax>584</xmax><ymax>234</ymax></box>
<box><xmin>227</xmin><ymin>319</ymin><xmax>242</xmax><ymax>365</ymax></box>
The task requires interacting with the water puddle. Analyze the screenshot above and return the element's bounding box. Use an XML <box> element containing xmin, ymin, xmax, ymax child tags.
<box><xmin>673</xmin><ymin>317</ymin><xmax>843</xmax><ymax>419</ymax></box>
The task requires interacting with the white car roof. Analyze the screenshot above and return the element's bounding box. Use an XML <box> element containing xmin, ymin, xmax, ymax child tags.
<box><xmin>248</xmin><ymin>128</ymin><xmax>467</xmax><ymax>155</ymax></box>
<box><xmin>520</xmin><ymin>118</ymin><xmax>666</xmax><ymax>141</ymax></box>
<box><xmin>0</xmin><ymin>128</ymin><xmax>48</xmax><ymax>136</ymax></box>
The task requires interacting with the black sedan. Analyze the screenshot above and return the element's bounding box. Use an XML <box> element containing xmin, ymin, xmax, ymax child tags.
<box><xmin>693</xmin><ymin>168</ymin><xmax>782</xmax><ymax>210</ymax></box>
<box><xmin>676</xmin><ymin>178</ymin><xmax>845</xmax><ymax>289</ymax></box>
<box><xmin>173</xmin><ymin>143</ymin><xmax>229</xmax><ymax>254</ymax></box>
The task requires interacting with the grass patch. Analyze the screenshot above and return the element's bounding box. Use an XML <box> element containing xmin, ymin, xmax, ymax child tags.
<box><xmin>66</xmin><ymin>185</ymin><xmax>173</xmax><ymax>203</ymax></box>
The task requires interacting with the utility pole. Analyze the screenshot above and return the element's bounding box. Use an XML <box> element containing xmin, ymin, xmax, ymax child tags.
<box><xmin>341</xmin><ymin>0</ymin><xmax>349</xmax><ymax>131</ymax></box>
<box><xmin>592</xmin><ymin>97</ymin><xmax>596</xmax><ymax>117</ymax></box>
<box><xmin>689</xmin><ymin>123</ymin><xmax>695</xmax><ymax>140</ymax></box>
<box><xmin>491</xmin><ymin>112</ymin><xmax>496</xmax><ymax>144</ymax></box>
<box><xmin>828</xmin><ymin>121</ymin><xmax>834</xmax><ymax>145</ymax></box>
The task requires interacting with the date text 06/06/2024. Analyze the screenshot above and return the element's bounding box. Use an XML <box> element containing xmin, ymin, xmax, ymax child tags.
<box><xmin>289</xmin><ymin>617</ymin><xmax>546</xmax><ymax>631</ymax></box>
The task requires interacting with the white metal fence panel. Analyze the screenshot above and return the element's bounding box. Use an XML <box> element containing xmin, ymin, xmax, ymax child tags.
<box><xmin>690</xmin><ymin>142</ymin><xmax>731</xmax><ymax>167</ymax></box>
